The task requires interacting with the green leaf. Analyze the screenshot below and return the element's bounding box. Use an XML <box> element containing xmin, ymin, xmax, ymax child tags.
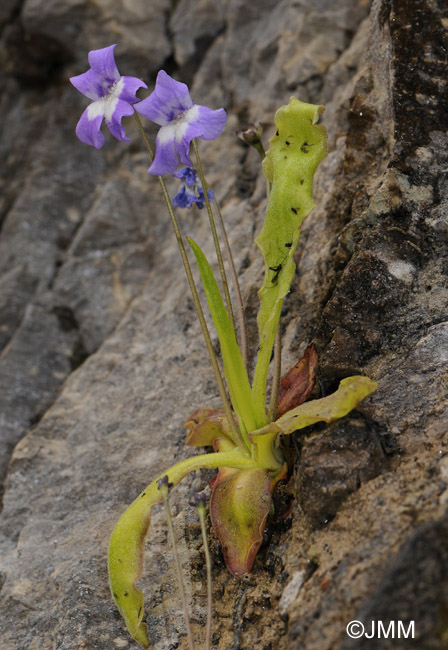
<box><xmin>108</xmin><ymin>449</ymin><xmax>256</xmax><ymax>647</ymax></box>
<box><xmin>252</xmin><ymin>98</ymin><xmax>327</xmax><ymax>421</ymax></box>
<box><xmin>188</xmin><ymin>237</ymin><xmax>262</xmax><ymax>432</ymax></box>
<box><xmin>251</xmin><ymin>376</ymin><xmax>377</xmax><ymax>438</ymax></box>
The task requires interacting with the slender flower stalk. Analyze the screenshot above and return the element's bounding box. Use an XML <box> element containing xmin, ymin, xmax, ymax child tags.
<box><xmin>211</xmin><ymin>197</ymin><xmax>249</xmax><ymax>370</ymax></box>
<box><xmin>191</xmin><ymin>493</ymin><xmax>212</xmax><ymax>650</ymax></box>
<box><xmin>237</xmin><ymin>122</ymin><xmax>271</xmax><ymax>203</ymax></box>
<box><xmin>268</xmin><ymin>326</ymin><xmax>281</xmax><ymax>421</ymax></box>
<box><xmin>133</xmin><ymin>113</ymin><xmax>247</xmax><ymax>453</ymax></box>
<box><xmin>192</xmin><ymin>140</ymin><xmax>235</xmax><ymax>331</ymax></box>
<box><xmin>158</xmin><ymin>478</ymin><xmax>194</xmax><ymax>650</ymax></box>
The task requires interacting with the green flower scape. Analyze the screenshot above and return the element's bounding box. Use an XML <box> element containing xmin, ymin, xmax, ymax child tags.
<box><xmin>71</xmin><ymin>47</ymin><xmax>377</xmax><ymax>648</ymax></box>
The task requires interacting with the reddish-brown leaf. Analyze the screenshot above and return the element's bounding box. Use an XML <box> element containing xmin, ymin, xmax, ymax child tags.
<box><xmin>210</xmin><ymin>464</ymin><xmax>287</xmax><ymax>576</ymax></box>
<box><xmin>184</xmin><ymin>408</ymin><xmax>236</xmax><ymax>447</ymax></box>
<box><xmin>276</xmin><ymin>344</ymin><xmax>318</xmax><ymax>418</ymax></box>
<box><xmin>210</xmin><ymin>468</ymin><xmax>273</xmax><ymax>576</ymax></box>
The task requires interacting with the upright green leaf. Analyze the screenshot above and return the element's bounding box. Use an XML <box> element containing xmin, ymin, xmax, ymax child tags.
<box><xmin>252</xmin><ymin>98</ymin><xmax>327</xmax><ymax>421</ymax></box>
<box><xmin>188</xmin><ymin>237</ymin><xmax>262</xmax><ymax>433</ymax></box>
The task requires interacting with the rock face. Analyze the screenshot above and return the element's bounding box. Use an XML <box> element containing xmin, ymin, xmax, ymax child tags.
<box><xmin>1</xmin><ymin>1</ymin><xmax>447</xmax><ymax>649</ymax></box>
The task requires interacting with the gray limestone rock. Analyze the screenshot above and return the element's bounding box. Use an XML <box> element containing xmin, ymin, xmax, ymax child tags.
<box><xmin>20</xmin><ymin>0</ymin><xmax>172</xmax><ymax>75</ymax></box>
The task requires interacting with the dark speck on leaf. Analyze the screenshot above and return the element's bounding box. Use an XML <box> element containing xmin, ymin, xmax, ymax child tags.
<box><xmin>301</xmin><ymin>141</ymin><xmax>314</xmax><ymax>153</ymax></box>
<box><xmin>285</xmin><ymin>242</ymin><xmax>292</xmax><ymax>248</ymax></box>
<box><xmin>124</xmin><ymin>591</ymin><xmax>129</xmax><ymax>597</ymax></box>
<box><xmin>276</xmin><ymin>130</ymin><xmax>279</xmax><ymax>136</ymax></box>
<box><xmin>291</xmin><ymin>207</ymin><xmax>297</xmax><ymax>214</ymax></box>
<box><xmin>269</xmin><ymin>264</ymin><xmax>282</xmax><ymax>285</ymax></box>
<box><xmin>285</xmin><ymin>141</ymin><xmax>290</xmax><ymax>145</ymax></box>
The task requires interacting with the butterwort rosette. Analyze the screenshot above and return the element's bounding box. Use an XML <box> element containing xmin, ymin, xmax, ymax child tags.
<box><xmin>184</xmin><ymin>407</ymin><xmax>287</xmax><ymax>575</ymax></box>
<box><xmin>70</xmin><ymin>45</ymin><xmax>147</xmax><ymax>148</ymax></box>
<box><xmin>135</xmin><ymin>70</ymin><xmax>226</xmax><ymax>175</ymax></box>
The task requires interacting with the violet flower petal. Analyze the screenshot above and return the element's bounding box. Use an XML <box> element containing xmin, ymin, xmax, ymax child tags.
<box><xmin>173</xmin><ymin>186</ymin><xmax>197</xmax><ymax>209</ymax></box>
<box><xmin>70</xmin><ymin>68</ymin><xmax>105</xmax><ymax>101</ymax></box>
<box><xmin>88</xmin><ymin>45</ymin><xmax>120</xmax><ymax>84</ymax></box>
<box><xmin>194</xmin><ymin>188</ymin><xmax>214</xmax><ymax>210</ymax></box>
<box><xmin>75</xmin><ymin>106</ymin><xmax>105</xmax><ymax>149</ymax></box>
<box><xmin>183</xmin><ymin>105</ymin><xmax>227</xmax><ymax>141</ymax></box>
<box><xmin>149</xmin><ymin>128</ymin><xmax>180</xmax><ymax>175</ymax></box>
<box><xmin>174</xmin><ymin>130</ymin><xmax>195</xmax><ymax>168</ymax></box>
<box><xmin>172</xmin><ymin>167</ymin><xmax>197</xmax><ymax>187</ymax></box>
<box><xmin>173</xmin><ymin>106</ymin><xmax>226</xmax><ymax>169</ymax></box>
<box><xmin>107</xmin><ymin>98</ymin><xmax>135</xmax><ymax>142</ymax></box>
<box><xmin>184</xmin><ymin>168</ymin><xmax>197</xmax><ymax>186</ymax></box>
<box><xmin>119</xmin><ymin>75</ymin><xmax>148</xmax><ymax>103</ymax></box>
<box><xmin>135</xmin><ymin>70</ymin><xmax>193</xmax><ymax>126</ymax></box>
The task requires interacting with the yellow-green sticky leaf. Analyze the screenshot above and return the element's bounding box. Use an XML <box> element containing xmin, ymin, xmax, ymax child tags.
<box><xmin>252</xmin><ymin>97</ymin><xmax>327</xmax><ymax>420</ymax></box>
<box><xmin>251</xmin><ymin>376</ymin><xmax>377</xmax><ymax>437</ymax></box>
<box><xmin>108</xmin><ymin>449</ymin><xmax>256</xmax><ymax>647</ymax></box>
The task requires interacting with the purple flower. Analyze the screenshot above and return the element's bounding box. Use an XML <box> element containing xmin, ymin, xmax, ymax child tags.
<box><xmin>172</xmin><ymin>166</ymin><xmax>198</xmax><ymax>187</ymax></box>
<box><xmin>171</xmin><ymin>166</ymin><xmax>214</xmax><ymax>210</ymax></box>
<box><xmin>135</xmin><ymin>70</ymin><xmax>226</xmax><ymax>175</ymax></box>
<box><xmin>172</xmin><ymin>185</ymin><xmax>198</xmax><ymax>209</ymax></box>
<box><xmin>70</xmin><ymin>45</ymin><xmax>147</xmax><ymax>149</ymax></box>
<box><xmin>194</xmin><ymin>188</ymin><xmax>214</xmax><ymax>210</ymax></box>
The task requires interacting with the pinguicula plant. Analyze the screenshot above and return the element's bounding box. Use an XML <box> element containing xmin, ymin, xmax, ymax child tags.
<box><xmin>71</xmin><ymin>45</ymin><xmax>377</xmax><ymax>648</ymax></box>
